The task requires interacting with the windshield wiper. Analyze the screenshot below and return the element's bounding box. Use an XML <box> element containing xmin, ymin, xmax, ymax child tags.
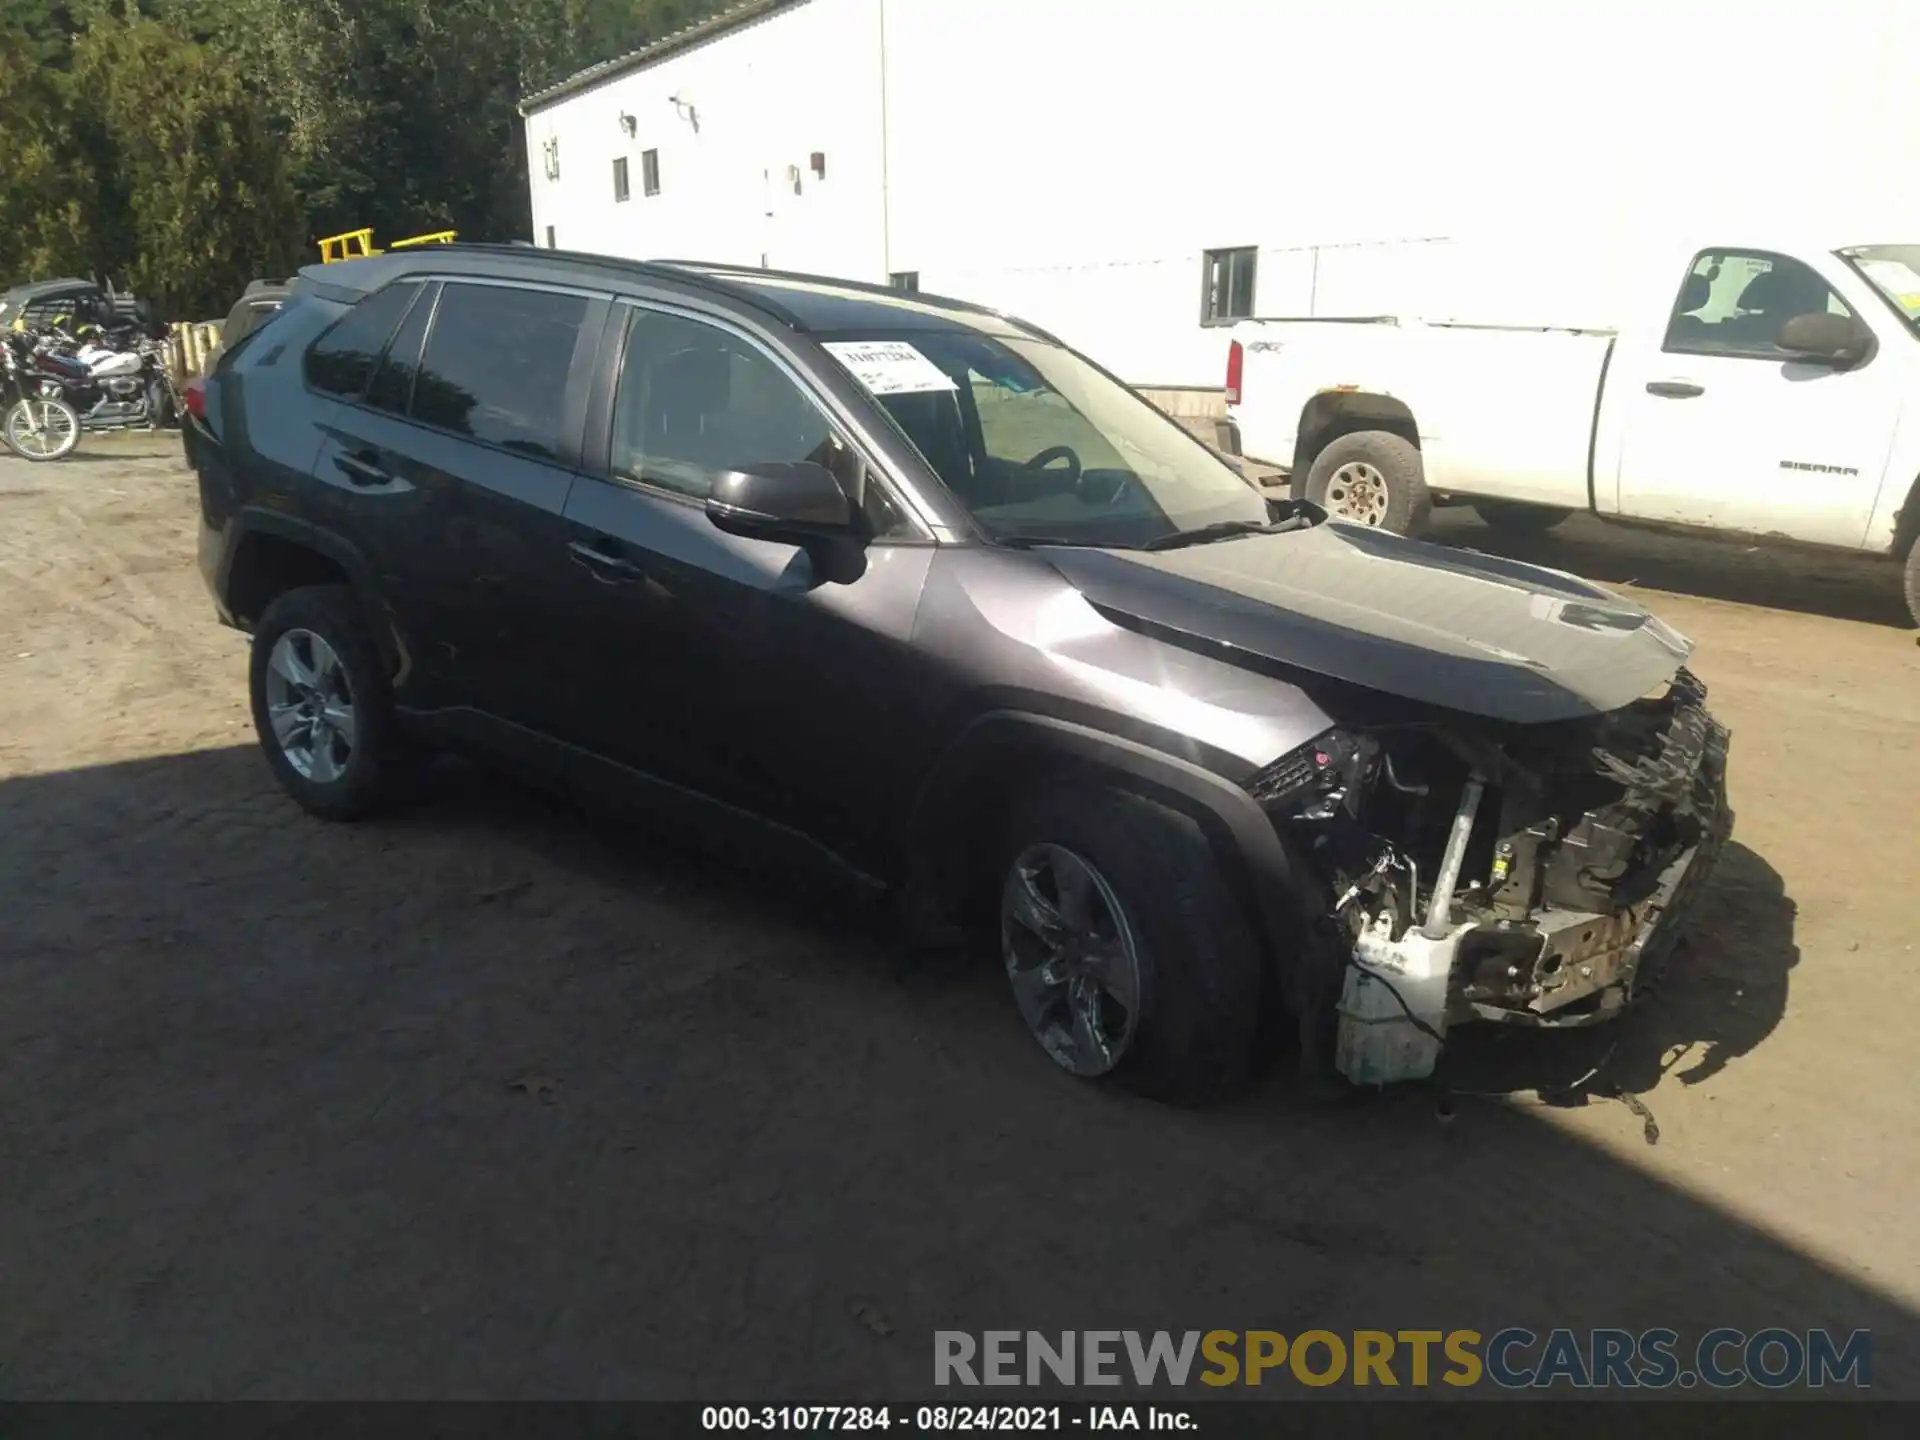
<box><xmin>1142</xmin><ymin>515</ymin><xmax>1311</xmax><ymax>551</ymax></box>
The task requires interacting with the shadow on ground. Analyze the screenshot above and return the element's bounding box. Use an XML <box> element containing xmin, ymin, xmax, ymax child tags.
<box><xmin>1428</xmin><ymin>508</ymin><xmax>1914</xmax><ymax>630</ymax></box>
<box><xmin>0</xmin><ymin>745</ymin><xmax>1906</xmax><ymax>1399</ymax></box>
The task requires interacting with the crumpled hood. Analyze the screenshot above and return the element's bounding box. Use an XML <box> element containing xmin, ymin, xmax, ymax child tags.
<box><xmin>1039</xmin><ymin>521</ymin><xmax>1693</xmax><ymax>724</ymax></box>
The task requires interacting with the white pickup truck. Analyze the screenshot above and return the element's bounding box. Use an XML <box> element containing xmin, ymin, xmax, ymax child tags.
<box><xmin>1222</xmin><ymin>233</ymin><xmax>1920</xmax><ymax>625</ymax></box>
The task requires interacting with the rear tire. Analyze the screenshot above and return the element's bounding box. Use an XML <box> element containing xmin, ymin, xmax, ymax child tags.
<box><xmin>1305</xmin><ymin>430</ymin><xmax>1431</xmax><ymax>536</ymax></box>
<box><xmin>997</xmin><ymin>784</ymin><xmax>1264</xmax><ymax>1105</ymax></box>
<box><xmin>1904</xmin><ymin>543</ymin><xmax>1920</xmax><ymax>630</ymax></box>
<box><xmin>249</xmin><ymin>584</ymin><xmax>409</xmax><ymax>821</ymax></box>
<box><xmin>1473</xmin><ymin>498</ymin><xmax>1571</xmax><ymax>534</ymax></box>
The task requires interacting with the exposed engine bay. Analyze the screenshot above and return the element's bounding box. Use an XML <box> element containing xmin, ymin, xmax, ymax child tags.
<box><xmin>1246</xmin><ymin>669</ymin><xmax>1733</xmax><ymax>1085</ymax></box>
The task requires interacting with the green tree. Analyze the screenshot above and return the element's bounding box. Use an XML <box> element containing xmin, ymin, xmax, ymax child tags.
<box><xmin>0</xmin><ymin>27</ymin><xmax>96</xmax><ymax>285</ymax></box>
<box><xmin>164</xmin><ymin>0</ymin><xmax>727</xmax><ymax>250</ymax></box>
<box><xmin>70</xmin><ymin>8</ymin><xmax>301</xmax><ymax>314</ymax></box>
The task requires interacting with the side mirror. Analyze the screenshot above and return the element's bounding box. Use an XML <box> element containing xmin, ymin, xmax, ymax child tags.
<box><xmin>1777</xmin><ymin>311</ymin><xmax>1874</xmax><ymax>368</ymax></box>
<box><xmin>706</xmin><ymin>460</ymin><xmax>857</xmax><ymax>543</ymax></box>
<box><xmin>705</xmin><ymin>461</ymin><xmax>871</xmax><ymax>584</ymax></box>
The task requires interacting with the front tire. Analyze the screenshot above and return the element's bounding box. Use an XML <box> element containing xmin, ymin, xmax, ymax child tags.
<box><xmin>249</xmin><ymin>584</ymin><xmax>408</xmax><ymax>821</ymax></box>
<box><xmin>1473</xmin><ymin>498</ymin><xmax>1571</xmax><ymax>534</ymax></box>
<box><xmin>998</xmin><ymin>785</ymin><xmax>1264</xmax><ymax>1104</ymax></box>
<box><xmin>4</xmin><ymin>396</ymin><xmax>81</xmax><ymax>461</ymax></box>
<box><xmin>1904</xmin><ymin>542</ymin><xmax>1920</xmax><ymax>630</ymax></box>
<box><xmin>1304</xmin><ymin>430</ymin><xmax>1431</xmax><ymax>536</ymax></box>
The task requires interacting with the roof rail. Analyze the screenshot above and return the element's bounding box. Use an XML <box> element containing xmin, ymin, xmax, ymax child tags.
<box><xmin>646</xmin><ymin>259</ymin><xmax>1063</xmax><ymax>342</ymax></box>
<box><xmin>395</xmin><ymin>243</ymin><xmax>812</xmax><ymax>329</ymax></box>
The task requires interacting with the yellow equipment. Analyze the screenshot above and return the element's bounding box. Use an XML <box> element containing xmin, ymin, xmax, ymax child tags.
<box><xmin>317</xmin><ymin>228</ymin><xmax>378</xmax><ymax>263</ymax></box>
<box><xmin>316</xmin><ymin>228</ymin><xmax>457</xmax><ymax>263</ymax></box>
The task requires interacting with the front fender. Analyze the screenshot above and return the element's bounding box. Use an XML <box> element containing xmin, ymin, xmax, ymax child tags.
<box><xmin>906</xmin><ymin>709</ymin><xmax>1328</xmax><ymax>973</ymax></box>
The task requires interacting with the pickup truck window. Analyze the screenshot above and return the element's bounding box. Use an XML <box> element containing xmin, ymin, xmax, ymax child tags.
<box><xmin>1663</xmin><ymin>250</ymin><xmax>1854</xmax><ymax>360</ymax></box>
<box><xmin>1841</xmin><ymin>244</ymin><xmax>1920</xmax><ymax>332</ymax></box>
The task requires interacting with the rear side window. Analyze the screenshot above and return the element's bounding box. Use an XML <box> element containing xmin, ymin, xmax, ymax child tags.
<box><xmin>365</xmin><ymin>282</ymin><xmax>438</xmax><ymax>415</ymax></box>
<box><xmin>410</xmin><ymin>283</ymin><xmax>589</xmax><ymax>460</ymax></box>
<box><xmin>305</xmin><ymin>281</ymin><xmax>421</xmax><ymax>398</ymax></box>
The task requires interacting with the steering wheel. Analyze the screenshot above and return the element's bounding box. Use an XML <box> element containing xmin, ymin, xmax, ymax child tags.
<box><xmin>1022</xmin><ymin>444</ymin><xmax>1082</xmax><ymax>487</ymax></box>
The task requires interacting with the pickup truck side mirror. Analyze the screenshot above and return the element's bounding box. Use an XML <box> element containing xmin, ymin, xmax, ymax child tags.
<box><xmin>1777</xmin><ymin>311</ymin><xmax>1875</xmax><ymax>369</ymax></box>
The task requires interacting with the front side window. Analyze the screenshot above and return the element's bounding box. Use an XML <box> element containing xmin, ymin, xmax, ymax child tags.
<box><xmin>1202</xmin><ymin>247</ymin><xmax>1257</xmax><ymax>325</ymax></box>
<box><xmin>1663</xmin><ymin>250</ymin><xmax>1854</xmax><ymax>358</ymax></box>
<box><xmin>304</xmin><ymin>281</ymin><xmax>421</xmax><ymax>398</ymax></box>
<box><xmin>609</xmin><ymin>308</ymin><xmax>913</xmax><ymax>537</ymax></box>
<box><xmin>410</xmin><ymin>283</ymin><xmax>589</xmax><ymax>459</ymax></box>
<box><xmin>827</xmin><ymin>328</ymin><xmax>1269</xmax><ymax>547</ymax></box>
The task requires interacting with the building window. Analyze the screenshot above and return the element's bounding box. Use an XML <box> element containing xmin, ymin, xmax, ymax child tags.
<box><xmin>541</xmin><ymin>137</ymin><xmax>560</xmax><ymax>182</ymax></box>
<box><xmin>642</xmin><ymin>148</ymin><xmax>661</xmax><ymax>197</ymax></box>
<box><xmin>545</xmin><ymin>225</ymin><xmax>556</xmax><ymax>249</ymax></box>
<box><xmin>1201</xmin><ymin>247</ymin><xmax>1257</xmax><ymax>325</ymax></box>
<box><xmin>810</xmin><ymin>151</ymin><xmax>826</xmax><ymax>180</ymax></box>
<box><xmin>613</xmin><ymin>157</ymin><xmax>630</xmax><ymax>203</ymax></box>
<box><xmin>889</xmin><ymin>271</ymin><xmax>919</xmax><ymax>293</ymax></box>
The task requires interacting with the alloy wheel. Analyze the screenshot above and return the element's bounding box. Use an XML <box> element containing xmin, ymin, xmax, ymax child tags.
<box><xmin>263</xmin><ymin>628</ymin><xmax>358</xmax><ymax>783</ymax></box>
<box><xmin>1000</xmin><ymin>843</ymin><xmax>1144</xmax><ymax>1076</ymax></box>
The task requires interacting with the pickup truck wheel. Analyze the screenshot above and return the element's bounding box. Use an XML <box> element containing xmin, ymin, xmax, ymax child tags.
<box><xmin>1305</xmin><ymin>431</ymin><xmax>1431</xmax><ymax>536</ymax></box>
<box><xmin>998</xmin><ymin>785</ymin><xmax>1262</xmax><ymax>1105</ymax></box>
<box><xmin>249</xmin><ymin>584</ymin><xmax>409</xmax><ymax>822</ymax></box>
<box><xmin>1904</xmin><ymin>543</ymin><xmax>1920</xmax><ymax>629</ymax></box>
<box><xmin>1472</xmin><ymin>499</ymin><xmax>1572</xmax><ymax>534</ymax></box>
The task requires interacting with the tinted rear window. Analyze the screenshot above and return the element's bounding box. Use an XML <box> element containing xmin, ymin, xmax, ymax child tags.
<box><xmin>365</xmin><ymin>282</ymin><xmax>438</xmax><ymax>415</ymax></box>
<box><xmin>304</xmin><ymin>281</ymin><xmax>423</xmax><ymax>399</ymax></box>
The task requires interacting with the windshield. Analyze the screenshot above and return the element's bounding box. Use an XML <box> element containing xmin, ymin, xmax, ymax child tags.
<box><xmin>1840</xmin><ymin>245</ymin><xmax>1920</xmax><ymax>332</ymax></box>
<box><xmin>821</xmin><ymin>329</ymin><xmax>1269</xmax><ymax>547</ymax></box>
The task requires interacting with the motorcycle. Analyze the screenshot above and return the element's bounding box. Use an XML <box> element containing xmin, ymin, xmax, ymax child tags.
<box><xmin>0</xmin><ymin>332</ymin><xmax>81</xmax><ymax>462</ymax></box>
<box><xmin>29</xmin><ymin>326</ymin><xmax>179</xmax><ymax>434</ymax></box>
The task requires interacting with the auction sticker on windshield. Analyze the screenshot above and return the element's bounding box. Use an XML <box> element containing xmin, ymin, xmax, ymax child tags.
<box><xmin>823</xmin><ymin>340</ymin><xmax>957</xmax><ymax>396</ymax></box>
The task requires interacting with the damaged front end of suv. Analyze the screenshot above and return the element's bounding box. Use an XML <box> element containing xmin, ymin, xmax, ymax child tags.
<box><xmin>1247</xmin><ymin>668</ymin><xmax>1732</xmax><ymax>1086</ymax></box>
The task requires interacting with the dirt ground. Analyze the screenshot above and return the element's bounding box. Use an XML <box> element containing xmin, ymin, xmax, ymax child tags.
<box><xmin>2</xmin><ymin>434</ymin><xmax>1917</xmax><ymax>1400</ymax></box>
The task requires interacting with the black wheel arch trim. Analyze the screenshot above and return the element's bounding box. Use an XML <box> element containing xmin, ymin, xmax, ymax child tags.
<box><xmin>905</xmin><ymin>709</ymin><xmax>1327</xmax><ymax>970</ymax></box>
<box><xmin>220</xmin><ymin>508</ymin><xmax>400</xmax><ymax>671</ymax></box>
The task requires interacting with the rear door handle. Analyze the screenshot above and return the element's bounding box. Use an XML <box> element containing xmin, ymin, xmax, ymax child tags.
<box><xmin>569</xmin><ymin>538</ymin><xmax>642</xmax><ymax>582</ymax></box>
<box><xmin>1646</xmin><ymin>380</ymin><xmax>1705</xmax><ymax>399</ymax></box>
<box><xmin>335</xmin><ymin>451</ymin><xmax>391</xmax><ymax>486</ymax></box>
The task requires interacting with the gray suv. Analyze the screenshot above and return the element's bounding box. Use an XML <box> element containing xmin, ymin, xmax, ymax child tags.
<box><xmin>184</xmin><ymin>246</ymin><xmax>1731</xmax><ymax>1102</ymax></box>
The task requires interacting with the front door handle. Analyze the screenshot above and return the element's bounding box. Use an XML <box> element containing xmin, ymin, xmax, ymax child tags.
<box><xmin>335</xmin><ymin>450</ymin><xmax>390</xmax><ymax>486</ymax></box>
<box><xmin>1646</xmin><ymin>380</ymin><xmax>1705</xmax><ymax>399</ymax></box>
<box><xmin>568</xmin><ymin>538</ymin><xmax>642</xmax><ymax>582</ymax></box>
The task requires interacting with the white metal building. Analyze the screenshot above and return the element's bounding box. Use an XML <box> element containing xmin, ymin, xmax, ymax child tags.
<box><xmin>521</xmin><ymin>0</ymin><xmax>1920</xmax><ymax>392</ymax></box>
